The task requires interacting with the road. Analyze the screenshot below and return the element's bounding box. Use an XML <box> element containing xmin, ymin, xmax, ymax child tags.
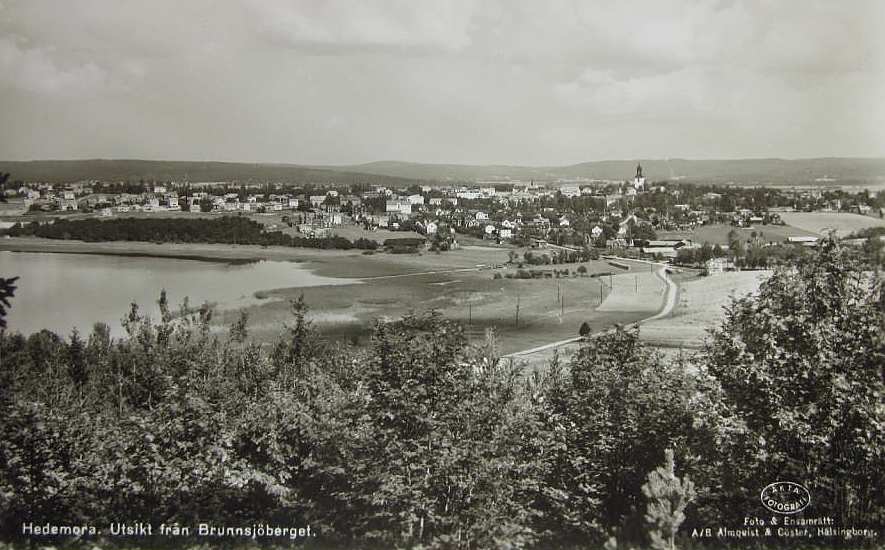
<box><xmin>503</xmin><ymin>260</ymin><xmax>678</xmax><ymax>358</ymax></box>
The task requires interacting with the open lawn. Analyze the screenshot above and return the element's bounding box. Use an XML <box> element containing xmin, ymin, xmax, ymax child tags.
<box><xmin>778</xmin><ymin>212</ymin><xmax>885</xmax><ymax>237</ymax></box>
<box><xmin>326</xmin><ymin>225</ymin><xmax>425</xmax><ymax>243</ymax></box>
<box><xmin>639</xmin><ymin>270</ymin><xmax>770</xmax><ymax>349</ymax></box>
<box><xmin>660</xmin><ymin>223</ymin><xmax>818</xmax><ymax>246</ymax></box>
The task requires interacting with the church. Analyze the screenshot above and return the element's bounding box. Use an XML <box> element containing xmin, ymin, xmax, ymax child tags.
<box><xmin>632</xmin><ymin>162</ymin><xmax>646</xmax><ymax>190</ymax></box>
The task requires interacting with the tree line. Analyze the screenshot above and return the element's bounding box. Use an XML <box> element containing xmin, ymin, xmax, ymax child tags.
<box><xmin>1</xmin><ymin>217</ymin><xmax>379</xmax><ymax>250</ymax></box>
<box><xmin>0</xmin><ymin>239</ymin><xmax>883</xmax><ymax>549</ymax></box>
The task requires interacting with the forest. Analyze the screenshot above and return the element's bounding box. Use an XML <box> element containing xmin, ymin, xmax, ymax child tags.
<box><xmin>2</xmin><ymin>217</ymin><xmax>379</xmax><ymax>250</ymax></box>
<box><xmin>0</xmin><ymin>238</ymin><xmax>883</xmax><ymax>549</ymax></box>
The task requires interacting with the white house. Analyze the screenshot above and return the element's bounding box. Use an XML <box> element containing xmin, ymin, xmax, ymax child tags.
<box><xmin>386</xmin><ymin>200</ymin><xmax>412</xmax><ymax>215</ymax></box>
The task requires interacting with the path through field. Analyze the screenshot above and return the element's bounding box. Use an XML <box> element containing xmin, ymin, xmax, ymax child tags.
<box><xmin>505</xmin><ymin>261</ymin><xmax>676</xmax><ymax>358</ymax></box>
<box><xmin>640</xmin><ymin>270</ymin><xmax>769</xmax><ymax>349</ymax></box>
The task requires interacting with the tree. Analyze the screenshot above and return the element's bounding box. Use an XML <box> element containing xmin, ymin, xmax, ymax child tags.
<box><xmin>539</xmin><ymin>328</ymin><xmax>709</xmax><ymax>546</ymax></box>
<box><xmin>578</xmin><ymin>321</ymin><xmax>591</xmax><ymax>336</ymax></box>
<box><xmin>641</xmin><ymin>450</ymin><xmax>696</xmax><ymax>550</ymax></box>
<box><xmin>0</xmin><ymin>172</ymin><xmax>19</xmax><ymax>331</ymax></box>
<box><xmin>703</xmin><ymin>236</ymin><xmax>885</xmax><ymax>525</ymax></box>
<box><xmin>0</xmin><ymin>276</ymin><xmax>18</xmax><ymax>330</ymax></box>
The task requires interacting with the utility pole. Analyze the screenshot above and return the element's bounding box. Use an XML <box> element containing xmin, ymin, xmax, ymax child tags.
<box><xmin>635</xmin><ymin>275</ymin><xmax>638</xmax><ymax>293</ymax></box>
<box><xmin>516</xmin><ymin>292</ymin><xmax>520</xmax><ymax>326</ymax></box>
<box><xmin>468</xmin><ymin>302</ymin><xmax>472</xmax><ymax>325</ymax></box>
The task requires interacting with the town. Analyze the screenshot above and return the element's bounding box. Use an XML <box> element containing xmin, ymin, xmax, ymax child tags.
<box><xmin>4</xmin><ymin>163</ymin><xmax>885</xmax><ymax>272</ymax></box>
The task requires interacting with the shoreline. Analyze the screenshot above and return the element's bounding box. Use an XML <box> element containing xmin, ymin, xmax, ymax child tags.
<box><xmin>0</xmin><ymin>236</ymin><xmax>350</xmax><ymax>264</ymax></box>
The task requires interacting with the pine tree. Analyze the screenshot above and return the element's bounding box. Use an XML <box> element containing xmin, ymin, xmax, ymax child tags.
<box><xmin>641</xmin><ymin>449</ymin><xmax>695</xmax><ymax>550</ymax></box>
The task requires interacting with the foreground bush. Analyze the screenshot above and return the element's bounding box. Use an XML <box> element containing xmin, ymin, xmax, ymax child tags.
<box><xmin>1</xmin><ymin>237</ymin><xmax>884</xmax><ymax>549</ymax></box>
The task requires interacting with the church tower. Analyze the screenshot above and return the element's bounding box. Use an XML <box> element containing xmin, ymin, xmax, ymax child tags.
<box><xmin>632</xmin><ymin>162</ymin><xmax>646</xmax><ymax>190</ymax></box>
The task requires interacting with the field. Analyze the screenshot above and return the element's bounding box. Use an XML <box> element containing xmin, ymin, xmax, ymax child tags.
<box><xmin>778</xmin><ymin>212</ymin><xmax>885</xmax><ymax>237</ymax></box>
<box><xmin>220</xmin><ymin>260</ymin><xmax>651</xmax><ymax>355</ymax></box>
<box><xmin>0</xmin><ymin>237</ymin><xmax>654</xmax><ymax>355</ymax></box>
<box><xmin>639</xmin><ymin>270</ymin><xmax>770</xmax><ymax>349</ymax></box>
<box><xmin>660</xmin><ymin>223</ymin><xmax>818</xmax><ymax>245</ymax></box>
<box><xmin>595</xmin><ymin>269</ymin><xmax>667</xmax><ymax>314</ymax></box>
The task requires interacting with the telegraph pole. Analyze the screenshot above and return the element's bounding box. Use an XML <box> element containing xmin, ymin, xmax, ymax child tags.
<box><xmin>516</xmin><ymin>292</ymin><xmax>520</xmax><ymax>326</ymax></box>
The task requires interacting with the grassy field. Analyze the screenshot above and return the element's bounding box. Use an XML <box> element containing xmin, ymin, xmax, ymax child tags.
<box><xmin>660</xmin><ymin>223</ymin><xmax>818</xmax><ymax>245</ymax></box>
<box><xmin>595</xmin><ymin>270</ymin><xmax>666</xmax><ymax>314</ymax></box>
<box><xmin>778</xmin><ymin>212</ymin><xmax>885</xmax><ymax>237</ymax></box>
<box><xmin>639</xmin><ymin>270</ymin><xmax>769</xmax><ymax>349</ymax></box>
<box><xmin>220</xmin><ymin>260</ymin><xmax>648</xmax><ymax>355</ymax></box>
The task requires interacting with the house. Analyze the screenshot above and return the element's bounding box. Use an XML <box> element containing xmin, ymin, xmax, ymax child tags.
<box><xmin>705</xmin><ymin>257</ymin><xmax>732</xmax><ymax>276</ymax></box>
<box><xmin>591</xmin><ymin>225</ymin><xmax>604</xmax><ymax>240</ymax></box>
<box><xmin>499</xmin><ymin>228</ymin><xmax>513</xmax><ymax>240</ymax></box>
<box><xmin>641</xmin><ymin>247</ymin><xmax>677</xmax><ymax>259</ymax></box>
<box><xmin>309</xmin><ymin>195</ymin><xmax>327</xmax><ymax>208</ymax></box>
<box><xmin>407</xmin><ymin>194</ymin><xmax>425</xmax><ymax>205</ymax></box>
<box><xmin>788</xmin><ymin>236</ymin><xmax>819</xmax><ymax>246</ymax></box>
<box><xmin>474</xmin><ymin>211</ymin><xmax>489</xmax><ymax>221</ymax></box>
<box><xmin>386</xmin><ymin>200</ymin><xmax>412</xmax><ymax>215</ymax></box>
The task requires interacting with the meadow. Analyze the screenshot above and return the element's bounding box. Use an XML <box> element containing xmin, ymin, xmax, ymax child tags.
<box><xmin>220</xmin><ymin>258</ymin><xmax>651</xmax><ymax>355</ymax></box>
<box><xmin>639</xmin><ymin>270</ymin><xmax>770</xmax><ymax>349</ymax></box>
<box><xmin>659</xmin><ymin>223</ymin><xmax>817</xmax><ymax>245</ymax></box>
<box><xmin>778</xmin><ymin>212</ymin><xmax>885</xmax><ymax>237</ymax></box>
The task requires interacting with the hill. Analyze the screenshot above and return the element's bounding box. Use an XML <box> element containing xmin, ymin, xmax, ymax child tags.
<box><xmin>340</xmin><ymin>158</ymin><xmax>885</xmax><ymax>186</ymax></box>
<box><xmin>2</xmin><ymin>157</ymin><xmax>884</xmax><ymax>187</ymax></box>
<box><xmin>0</xmin><ymin>159</ymin><xmax>423</xmax><ymax>187</ymax></box>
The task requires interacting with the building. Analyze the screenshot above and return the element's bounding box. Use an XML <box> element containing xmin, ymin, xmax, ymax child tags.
<box><xmin>632</xmin><ymin>163</ymin><xmax>646</xmax><ymax>190</ymax></box>
<box><xmin>386</xmin><ymin>200</ymin><xmax>412</xmax><ymax>215</ymax></box>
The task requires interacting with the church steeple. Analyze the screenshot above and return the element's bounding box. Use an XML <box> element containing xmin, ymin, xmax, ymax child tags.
<box><xmin>632</xmin><ymin>162</ymin><xmax>646</xmax><ymax>190</ymax></box>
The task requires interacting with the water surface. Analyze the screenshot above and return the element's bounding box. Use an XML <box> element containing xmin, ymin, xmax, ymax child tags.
<box><xmin>0</xmin><ymin>250</ymin><xmax>353</xmax><ymax>337</ymax></box>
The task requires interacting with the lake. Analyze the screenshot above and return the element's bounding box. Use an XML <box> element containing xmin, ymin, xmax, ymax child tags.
<box><xmin>0</xmin><ymin>250</ymin><xmax>356</xmax><ymax>337</ymax></box>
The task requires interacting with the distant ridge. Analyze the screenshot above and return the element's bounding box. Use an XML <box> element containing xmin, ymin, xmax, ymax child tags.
<box><xmin>2</xmin><ymin>157</ymin><xmax>884</xmax><ymax>186</ymax></box>
<box><xmin>0</xmin><ymin>159</ymin><xmax>423</xmax><ymax>186</ymax></box>
<box><xmin>338</xmin><ymin>158</ymin><xmax>885</xmax><ymax>185</ymax></box>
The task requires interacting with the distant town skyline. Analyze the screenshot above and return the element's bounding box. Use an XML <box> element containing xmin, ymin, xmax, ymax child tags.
<box><xmin>1</xmin><ymin>1</ymin><xmax>883</xmax><ymax>166</ymax></box>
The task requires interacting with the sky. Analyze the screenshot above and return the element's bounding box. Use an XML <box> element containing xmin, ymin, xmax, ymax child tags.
<box><xmin>1</xmin><ymin>0</ymin><xmax>883</xmax><ymax>166</ymax></box>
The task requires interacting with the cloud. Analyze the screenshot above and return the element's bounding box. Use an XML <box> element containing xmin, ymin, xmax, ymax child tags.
<box><xmin>0</xmin><ymin>0</ymin><xmax>881</xmax><ymax>163</ymax></box>
<box><xmin>0</xmin><ymin>36</ymin><xmax>113</xmax><ymax>96</ymax></box>
<box><xmin>243</xmin><ymin>0</ymin><xmax>477</xmax><ymax>54</ymax></box>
